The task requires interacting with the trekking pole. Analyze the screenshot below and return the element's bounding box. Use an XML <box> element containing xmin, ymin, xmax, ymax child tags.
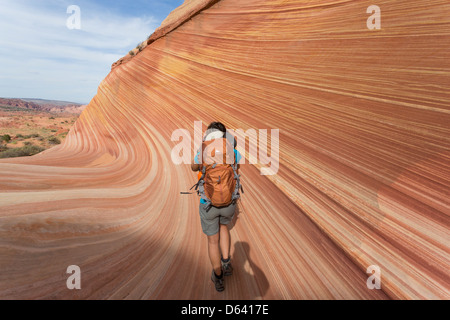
<box><xmin>180</xmin><ymin>192</ymin><xmax>194</xmax><ymax>194</ymax></box>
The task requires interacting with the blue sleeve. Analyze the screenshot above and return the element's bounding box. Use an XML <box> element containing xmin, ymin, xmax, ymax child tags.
<box><xmin>194</xmin><ymin>151</ymin><xmax>200</xmax><ymax>164</ymax></box>
<box><xmin>234</xmin><ymin>149</ymin><xmax>242</xmax><ymax>164</ymax></box>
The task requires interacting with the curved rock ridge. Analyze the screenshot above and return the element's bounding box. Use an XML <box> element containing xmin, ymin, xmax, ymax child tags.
<box><xmin>0</xmin><ymin>0</ymin><xmax>449</xmax><ymax>299</ymax></box>
<box><xmin>112</xmin><ymin>0</ymin><xmax>220</xmax><ymax>69</ymax></box>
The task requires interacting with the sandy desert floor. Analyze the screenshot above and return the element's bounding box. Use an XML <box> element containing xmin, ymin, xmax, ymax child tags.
<box><xmin>0</xmin><ymin>105</ymin><xmax>78</xmax><ymax>157</ymax></box>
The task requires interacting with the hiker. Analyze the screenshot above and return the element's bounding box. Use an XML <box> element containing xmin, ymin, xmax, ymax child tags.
<box><xmin>191</xmin><ymin>121</ymin><xmax>243</xmax><ymax>292</ymax></box>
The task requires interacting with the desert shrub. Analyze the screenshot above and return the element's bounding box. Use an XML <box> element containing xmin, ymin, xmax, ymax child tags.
<box><xmin>136</xmin><ymin>42</ymin><xmax>145</xmax><ymax>52</ymax></box>
<box><xmin>49</xmin><ymin>116</ymin><xmax>55</xmax><ymax>120</ymax></box>
<box><xmin>16</xmin><ymin>134</ymin><xmax>24</xmax><ymax>139</ymax></box>
<box><xmin>0</xmin><ymin>145</ymin><xmax>45</xmax><ymax>159</ymax></box>
<box><xmin>24</xmin><ymin>141</ymin><xmax>32</xmax><ymax>146</ymax></box>
<box><xmin>129</xmin><ymin>50</ymin><xmax>135</xmax><ymax>56</ymax></box>
<box><xmin>1</xmin><ymin>134</ymin><xmax>11</xmax><ymax>143</ymax></box>
<box><xmin>48</xmin><ymin>136</ymin><xmax>61</xmax><ymax>145</ymax></box>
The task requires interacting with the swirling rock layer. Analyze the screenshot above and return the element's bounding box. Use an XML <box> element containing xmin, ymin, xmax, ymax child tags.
<box><xmin>0</xmin><ymin>0</ymin><xmax>449</xmax><ymax>299</ymax></box>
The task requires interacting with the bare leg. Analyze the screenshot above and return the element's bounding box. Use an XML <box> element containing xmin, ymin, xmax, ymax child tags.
<box><xmin>219</xmin><ymin>224</ymin><xmax>231</xmax><ymax>260</ymax></box>
<box><xmin>207</xmin><ymin>233</ymin><xmax>222</xmax><ymax>275</ymax></box>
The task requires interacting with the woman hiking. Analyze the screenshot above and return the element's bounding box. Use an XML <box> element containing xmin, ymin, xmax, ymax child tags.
<box><xmin>191</xmin><ymin>121</ymin><xmax>242</xmax><ymax>292</ymax></box>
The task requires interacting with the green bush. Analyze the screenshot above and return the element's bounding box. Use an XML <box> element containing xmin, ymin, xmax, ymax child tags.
<box><xmin>48</xmin><ymin>136</ymin><xmax>61</xmax><ymax>145</ymax></box>
<box><xmin>0</xmin><ymin>145</ymin><xmax>45</xmax><ymax>159</ymax></box>
<box><xmin>16</xmin><ymin>133</ymin><xmax>40</xmax><ymax>139</ymax></box>
<box><xmin>1</xmin><ymin>134</ymin><xmax>11</xmax><ymax>143</ymax></box>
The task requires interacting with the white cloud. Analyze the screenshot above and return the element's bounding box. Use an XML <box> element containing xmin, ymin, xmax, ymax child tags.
<box><xmin>0</xmin><ymin>0</ymin><xmax>159</xmax><ymax>103</ymax></box>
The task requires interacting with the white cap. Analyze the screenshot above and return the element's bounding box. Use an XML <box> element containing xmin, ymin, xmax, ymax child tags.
<box><xmin>203</xmin><ymin>129</ymin><xmax>224</xmax><ymax>141</ymax></box>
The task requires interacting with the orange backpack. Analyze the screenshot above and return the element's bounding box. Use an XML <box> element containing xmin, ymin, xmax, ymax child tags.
<box><xmin>192</xmin><ymin>136</ymin><xmax>243</xmax><ymax>211</ymax></box>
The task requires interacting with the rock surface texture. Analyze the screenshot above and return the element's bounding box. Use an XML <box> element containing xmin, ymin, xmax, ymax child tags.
<box><xmin>0</xmin><ymin>0</ymin><xmax>449</xmax><ymax>299</ymax></box>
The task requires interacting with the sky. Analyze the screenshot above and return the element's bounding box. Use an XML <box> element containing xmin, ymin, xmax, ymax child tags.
<box><xmin>0</xmin><ymin>0</ymin><xmax>184</xmax><ymax>104</ymax></box>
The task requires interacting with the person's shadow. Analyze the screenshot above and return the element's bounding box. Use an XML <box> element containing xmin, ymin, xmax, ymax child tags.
<box><xmin>226</xmin><ymin>203</ymin><xmax>270</xmax><ymax>298</ymax></box>
<box><xmin>232</xmin><ymin>241</ymin><xmax>270</xmax><ymax>299</ymax></box>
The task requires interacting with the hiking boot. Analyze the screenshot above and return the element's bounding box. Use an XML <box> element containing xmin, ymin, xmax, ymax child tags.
<box><xmin>221</xmin><ymin>257</ymin><xmax>233</xmax><ymax>276</ymax></box>
<box><xmin>211</xmin><ymin>270</ymin><xmax>224</xmax><ymax>292</ymax></box>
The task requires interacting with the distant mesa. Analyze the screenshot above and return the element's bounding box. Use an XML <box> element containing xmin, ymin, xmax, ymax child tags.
<box><xmin>0</xmin><ymin>97</ymin><xmax>86</xmax><ymax>114</ymax></box>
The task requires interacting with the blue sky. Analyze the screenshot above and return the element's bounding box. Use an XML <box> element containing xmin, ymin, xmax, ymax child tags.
<box><xmin>0</xmin><ymin>0</ymin><xmax>184</xmax><ymax>104</ymax></box>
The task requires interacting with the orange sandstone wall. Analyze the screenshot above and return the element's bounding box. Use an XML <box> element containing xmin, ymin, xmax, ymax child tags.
<box><xmin>0</xmin><ymin>0</ymin><xmax>449</xmax><ymax>299</ymax></box>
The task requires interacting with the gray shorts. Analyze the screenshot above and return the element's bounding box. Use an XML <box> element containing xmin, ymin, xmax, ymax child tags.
<box><xmin>199</xmin><ymin>202</ymin><xmax>236</xmax><ymax>236</ymax></box>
